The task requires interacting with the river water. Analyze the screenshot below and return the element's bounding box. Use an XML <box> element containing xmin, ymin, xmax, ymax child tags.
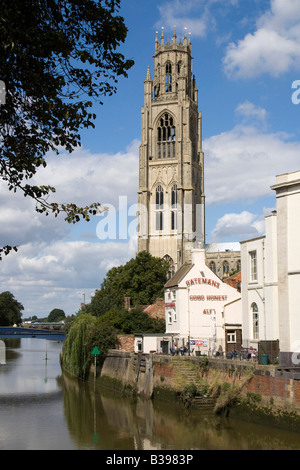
<box><xmin>1</xmin><ymin>338</ymin><xmax>300</xmax><ymax>451</ymax></box>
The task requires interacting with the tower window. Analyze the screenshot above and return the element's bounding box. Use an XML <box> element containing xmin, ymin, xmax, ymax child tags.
<box><xmin>177</xmin><ymin>61</ymin><xmax>182</xmax><ymax>75</ymax></box>
<box><xmin>156</xmin><ymin>185</ymin><xmax>164</xmax><ymax>231</ymax></box>
<box><xmin>171</xmin><ymin>184</ymin><xmax>177</xmax><ymax>230</ymax></box>
<box><xmin>157</xmin><ymin>113</ymin><xmax>176</xmax><ymax>159</ymax></box>
<box><xmin>165</xmin><ymin>61</ymin><xmax>172</xmax><ymax>92</ymax></box>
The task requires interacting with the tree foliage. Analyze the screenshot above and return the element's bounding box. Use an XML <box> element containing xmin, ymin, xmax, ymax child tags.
<box><xmin>0</xmin><ymin>0</ymin><xmax>134</xmax><ymax>259</ymax></box>
<box><xmin>61</xmin><ymin>312</ymin><xmax>118</xmax><ymax>379</ymax></box>
<box><xmin>48</xmin><ymin>308</ymin><xmax>66</xmax><ymax>322</ymax></box>
<box><xmin>0</xmin><ymin>291</ymin><xmax>24</xmax><ymax>325</ymax></box>
<box><xmin>85</xmin><ymin>251</ymin><xmax>169</xmax><ymax>316</ymax></box>
<box><xmin>97</xmin><ymin>307</ymin><xmax>165</xmax><ymax>334</ymax></box>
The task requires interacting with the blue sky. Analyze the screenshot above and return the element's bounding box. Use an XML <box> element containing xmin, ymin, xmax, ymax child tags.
<box><xmin>1</xmin><ymin>0</ymin><xmax>300</xmax><ymax>318</ymax></box>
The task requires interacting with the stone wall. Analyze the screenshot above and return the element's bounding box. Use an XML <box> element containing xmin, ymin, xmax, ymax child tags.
<box><xmin>98</xmin><ymin>349</ymin><xmax>153</xmax><ymax>399</ymax></box>
<box><xmin>152</xmin><ymin>355</ymin><xmax>300</xmax><ymax>413</ymax></box>
<box><xmin>97</xmin><ymin>350</ymin><xmax>300</xmax><ymax>420</ymax></box>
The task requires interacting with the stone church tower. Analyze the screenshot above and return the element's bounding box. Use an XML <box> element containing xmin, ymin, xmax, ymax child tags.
<box><xmin>138</xmin><ymin>30</ymin><xmax>205</xmax><ymax>275</ymax></box>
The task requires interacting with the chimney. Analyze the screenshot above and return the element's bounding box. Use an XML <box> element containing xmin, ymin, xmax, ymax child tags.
<box><xmin>191</xmin><ymin>243</ymin><xmax>206</xmax><ymax>267</ymax></box>
<box><xmin>124</xmin><ymin>297</ymin><xmax>130</xmax><ymax>310</ymax></box>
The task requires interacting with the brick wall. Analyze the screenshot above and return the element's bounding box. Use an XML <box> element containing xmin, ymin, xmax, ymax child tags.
<box><xmin>116</xmin><ymin>334</ymin><xmax>135</xmax><ymax>352</ymax></box>
<box><xmin>152</xmin><ymin>356</ymin><xmax>300</xmax><ymax>412</ymax></box>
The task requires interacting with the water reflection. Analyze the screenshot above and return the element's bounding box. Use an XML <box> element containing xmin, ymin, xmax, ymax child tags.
<box><xmin>61</xmin><ymin>373</ymin><xmax>300</xmax><ymax>450</ymax></box>
<box><xmin>1</xmin><ymin>339</ymin><xmax>300</xmax><ymax>450</ymax></box>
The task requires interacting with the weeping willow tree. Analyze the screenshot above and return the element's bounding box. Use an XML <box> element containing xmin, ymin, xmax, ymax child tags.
<box><xmin>61</xmin><ymin>313</ymin><xmax>118</xmax><ymax>380</ymax></box>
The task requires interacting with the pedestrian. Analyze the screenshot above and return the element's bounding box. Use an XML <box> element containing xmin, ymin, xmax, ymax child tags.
<box><xmin>249</xmin><ymin>346</ymin><xmax>256</xmax><ymax>362</ymax></box>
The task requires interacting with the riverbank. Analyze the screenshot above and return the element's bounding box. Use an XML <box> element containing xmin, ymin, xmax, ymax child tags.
<box><xmin>93</xmin><ymin>350</ymin><xmax>300</xmax><ymax>431</ymax></box>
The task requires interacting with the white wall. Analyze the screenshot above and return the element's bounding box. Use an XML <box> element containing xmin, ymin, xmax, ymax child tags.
<box><xmin>165</xmin><ymin>247</ymin><xmax>241</xmax><ymax>353</ymax></box>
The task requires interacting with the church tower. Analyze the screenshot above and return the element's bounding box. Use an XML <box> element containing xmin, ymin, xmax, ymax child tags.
<box><xmin>138</xmin><ymin>29</ymin><xmax>205</xmax><ymax>275</ymax></box>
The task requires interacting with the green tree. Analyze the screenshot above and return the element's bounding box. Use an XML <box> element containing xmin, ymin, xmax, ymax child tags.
<box><xmin>0</xmin><ymin>291</ymin><xmax>24</xmax><ymax>325</ymax></box>
<box><xmin>48</xmin><ymin>308</ymin><xmax>66</xmax><ymax>322</ymax></box>
<box><xmin>86</xmin><ymin>251</ymin><xmax>169</xmax><ymax>316</ymax></box>
<box><xmin>61</xmin><ymin>313</ymin><xmax>117</xmax><ymax>379</ymax></box>
<box><xmin>99</xmin><ymin>307</ymin><xmax>165</xmax><ymax>334</ymax></box>
<box><xmin>0</xmin><ymin>0</ymin><xmax>134</xmax><ymax>259</ymax></box>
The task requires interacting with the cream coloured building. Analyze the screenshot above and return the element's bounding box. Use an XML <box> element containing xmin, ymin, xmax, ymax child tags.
<box><xmin>164</xmin><ymin>246</ymin><xmax>241</xmax><ymax>355</ymax></box>
<box><xmin>241</xmin><ymin>170</ymin><xmax>300</xmax><ymax>367</ymax></box>
<box><xmin>137</xmin><ymin>30</ymin><xmax>205</xmax><ymax>275</ymax></box>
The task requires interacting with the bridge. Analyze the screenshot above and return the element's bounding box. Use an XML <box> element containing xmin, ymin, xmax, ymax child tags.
<box><xmin>0</xmin><ymin>327</ymin><xmax>65</xmax><ymax>341</ymax></box>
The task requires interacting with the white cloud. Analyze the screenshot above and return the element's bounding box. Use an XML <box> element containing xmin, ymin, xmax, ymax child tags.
<box><xmin>211</xmin><ymin>211</ymin><xmax>261</xmax><ymax>242</ymax></box>
<box><xmin>204</xmin><ymin>107</ymin><xmax>300</xmax><ymax>205</ymax></box>
<box><xmin>235</xmin><ymin>101</ymin><xmax>267</xmax><ymax>124</ymax></box>
<box><xmin>0</xmin><ymin>140</ymin><xmax>139</xmax><ymax>248</ymax></box>
<box><xmin>34</xmin><ymin>139</ymin><xmax>139</xmax><ymax>208</ymax></box>
<box><xmin>155</xmin><ymin>0</ymin><xmax>209</xmax><ymax>37</ymax></box>
<box><xmin>223</xmin><ymin>0</ymin><xmax>300</xmax><ymax>78</ymax></box>
<box><xmin>0</xmin><ymin>237</ymin><xmax>137</xmax><ymax>317</ymax></box>
<box><xmin>210</xmin><ymin>205</ymin><xmax>277</xmax><ymax>243</ymax></box>
<box><xmin>155</xmin><ymin>0</ymin><xmax>240</xmax><ymax>38</ymax></box>
<box><xmin>0</xmin><ymin>140</ymin><xmax>139</xmax><ymax>317</ymax></box>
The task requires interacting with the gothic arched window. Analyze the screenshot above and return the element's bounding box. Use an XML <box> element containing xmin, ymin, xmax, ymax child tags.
<box><xmin>209</xmin><ymin>261</ymin><xmax>216</xmax><ymax>274</ymax></box>
<box><xmin>155</xmin><ymin>185</ymin><xmax>164</xmax><ymax>231</ymax></box>
<box><xmin>165</xmin><ymin>61</ymin><xmax>172</xmax><ymax>92</ymax></box>
<box><xmin>171</xmin><ymin>184</ymin><xmax>177</xmax><ymax>230</ymax></box>
<box><xmin>163</xmin><ymin>254</ymin><xmax>175</xmax><ymax>279</ymax></box>
<box><xmin>157</xmin><ymin>113</ymin><xmax>176</xmax><ymax>159</ymax></box>
<box><xmin>177</xmin><ymin>61</ymin><xmax>182</xmax><ymax>76</ymax></box>
<box><xmin>223</xmin><ymin>261</ymin><xmax>229</xmax><ymax>276</ymax></box>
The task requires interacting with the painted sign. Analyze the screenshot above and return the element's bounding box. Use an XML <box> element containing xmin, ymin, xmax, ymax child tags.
<box><xmin>190</xmin><ymin>339</ymin><xmax>207</xmax><ymax>346</ymax></box>
<box><xmin>186</xmin><ymin>278</ymin><xmax>220</xmax><ymax>288</ymax></box>
<box><xmin>190</xmin><ymin>294</ymin><xmax>228</xmax><ymax>301</ymax></box>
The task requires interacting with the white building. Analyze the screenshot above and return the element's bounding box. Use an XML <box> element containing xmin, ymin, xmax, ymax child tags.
<box><xmin>134</xmin><ymin>333</ymin><xmax>173</xmax><ymax>355</ymax></box>
<box><xmin>241</xmin><ymin>170</ymin><xmax>300</xmax><ymax>367</ymax></box>
<box><xmin>164</xmin><ymin>246</ymin><xmax>242</xmax><ymax>355</ymax></box>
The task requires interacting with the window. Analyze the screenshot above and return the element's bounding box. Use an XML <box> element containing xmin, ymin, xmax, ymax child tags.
<box><xmin>250</xmin><ymin>251</ymin><xmax>257</xmax><ymax>281</ymax></box>
<box><xmin>251</xmin><ymin>303</ymin><xmax>259</xmax><ymax>339</ymax></box>
<box><xmin>155</xmin><ymin>185</ymin><xmax>164</xmax><ymax>230</ymax></box>
<box><xmin>157</xmin><ymin>113</ymin><xmax>176</xmax><ymax>159</ymax></box>
<box><xmin>171</xmin><ymin>184</ymin><xmax>177</xmax><ymax>230</ymax></box>
<box><xmin>223</xmin><ymin>261</ymin><xmax>229</xmax><ymax>276</ymax></box>
<box><xmin>163</xmin><ymin>255</ymin><xmax>175</xmax><ymax>278</ymax></box>
<box><xmin>168</xmin><ymin>311</ymin><xmax>172</xmax><ymax>324</ymax></box>
<box><xmin>177</xmin><ymin>61</ymin><xmax>182</xmax><ymax>75</ymax></box>
<box><xmin>227</xmin><ymin>331</ymin><xmax>236</xmax><ymax>343</ymax></box>
<box><xmin>165</xmin><ymin>61</ymin><xmax>172</xmax><ymax>92</ymax></box>
<box><xmin>209</xmin><ymin>261</ymin><xmax>216</xmax><ymax>274</ymax></box>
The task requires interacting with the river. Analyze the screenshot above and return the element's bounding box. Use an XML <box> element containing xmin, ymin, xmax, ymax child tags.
<box><xmin>1</xmin><ymin>338</ymin><xmax>300</xmax><ymax>451</ymax></box>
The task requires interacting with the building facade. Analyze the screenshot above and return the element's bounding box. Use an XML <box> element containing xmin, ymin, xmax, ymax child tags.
<box><xmin>241</xmin><ymin>170</ymin><xmax>300</xmax><ymax>367</ymax></box>
<box><xmin>205</xmin><ymin>242</ymin><xmax>241</xmax><ymax>280</ymax></box>
<box><xmin>137</xmin><ymin>30</ymin><xmax>205</xmax><ymax>275</ymax></box>
<box><xmin>164</xmin><ymin>246</ymin><xmax>242</xmax><ymax>356</ymax></box>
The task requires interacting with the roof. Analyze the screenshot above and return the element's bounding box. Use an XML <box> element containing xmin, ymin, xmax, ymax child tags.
<box><xmin>144</xmin><ymin>298</ymin><xmax>165</xmax><ymax>320</ymax></box>
<box><xmin>164</xmin><ymin>263</ymin><xmax>193</xmax><ymax>288</ymax></box>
